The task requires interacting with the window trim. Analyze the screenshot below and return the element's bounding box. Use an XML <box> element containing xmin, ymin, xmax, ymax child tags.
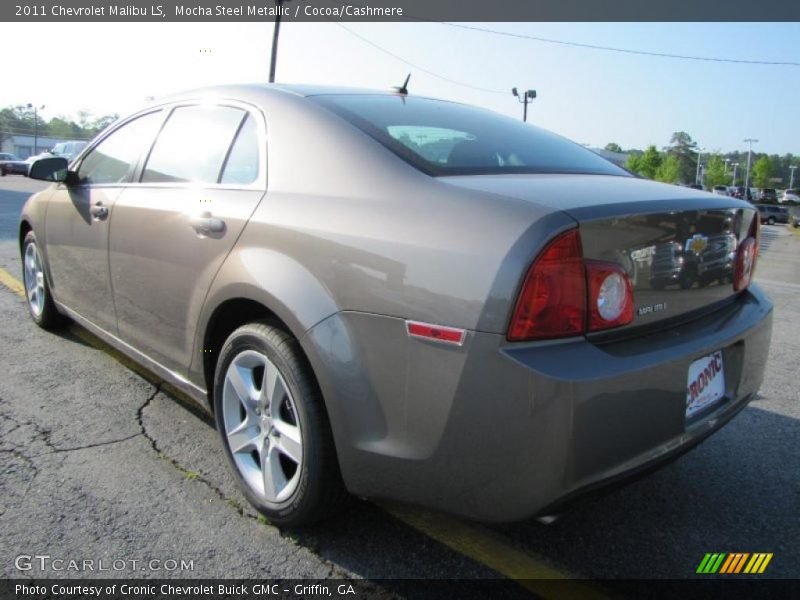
<box><xmin>69</xmin><ymin>98</ymin><xmax>268</xmax><ymax>192</ymax></box>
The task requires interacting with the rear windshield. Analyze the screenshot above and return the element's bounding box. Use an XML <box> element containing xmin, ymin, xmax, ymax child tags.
<box><xmin>311</xmin><ymin>94</ymin><xmax>628</xmax><ymax>177</ymax></box>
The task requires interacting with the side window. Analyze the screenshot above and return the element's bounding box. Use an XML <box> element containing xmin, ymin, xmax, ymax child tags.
<box><xmin>142</xmin><ymin>105</ymin><xmax>245</xmax><ymax>184</ymax></box>
<box><xmin>76</xmin><ymin>112</ymin><xmax>161</xmax><ymax>185</ymax></box>
<box><xmin>220</xmin><ymin>115</ymin><xmax>260</xmax><ymax>185</ymax></box>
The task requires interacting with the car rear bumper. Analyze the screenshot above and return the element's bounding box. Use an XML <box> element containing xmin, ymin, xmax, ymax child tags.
<box><xmin>304</xmin><ymin>284</ymin><xmax>773</xmax><ymax>522</ymax></box>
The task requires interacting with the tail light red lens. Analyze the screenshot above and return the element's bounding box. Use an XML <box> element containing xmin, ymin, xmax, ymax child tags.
<box><xmin>586</xmin><ymin>261</ymin><xmax>634</xmax><ymax>331</ymax></box>
<box><xmin>508</xmin><ymin>229</ymin><xmax>635</xmax><ymax>341</ymax></box>
<box><xmin>734</xmin><ymin>213</ymin><xmax>759</xmax><ymax>292</ymax></box>
<box><xmin>507</xmin><ymin>229</ymin><xmax>585</xmax><ymax>341</ymax></box>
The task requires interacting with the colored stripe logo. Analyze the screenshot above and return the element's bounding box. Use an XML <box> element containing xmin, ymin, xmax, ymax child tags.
<box><xmin>697</xmin><ymin>552</ymin><xmax>773</xmax><ymax>574</ymax></box>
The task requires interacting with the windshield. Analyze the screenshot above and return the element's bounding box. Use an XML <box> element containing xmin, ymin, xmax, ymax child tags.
<box><xmin>311</xmin><ymin>94</ymin><xmax>628</xmax><ymax>177</ymax></box>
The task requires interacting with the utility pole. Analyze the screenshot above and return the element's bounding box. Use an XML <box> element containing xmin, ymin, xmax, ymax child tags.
<box><xmin>744</xmin><ymin>138</ymin><xmax>758</xmax><ymax>200</ymax></box>
<box><xmin>268</xmin><ymin>0</ymin><xmax>283</xmax><ymax>83</ymax></box>
<box><xmin>512</xmin><ymin>87</ymin><xmax>537</xmax><ymax>122</ymax></box>
<box><xmin>27</xmin><ymin>103</ymin><xmax>45</xmax><ymax>155</ymax></box>
<box><xmin>789</xmin><ymin>165</ymin><xmax>797</xmax><ymax>190</ymax></box>
<box><xmin>695</xmin><ymin>148</ymin><xmax>705</xmax><ymax>186</ymax></box>
<box><xmin>732</xmin><ymin>162</ymin><xmax>739</xmax><ymax>186</ymax></box>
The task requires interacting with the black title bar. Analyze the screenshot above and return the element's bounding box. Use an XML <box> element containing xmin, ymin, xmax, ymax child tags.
<box><xmin>3</xmin><ymin>0</ymin><xmax>800</xmax><ymax>22</ymax></box>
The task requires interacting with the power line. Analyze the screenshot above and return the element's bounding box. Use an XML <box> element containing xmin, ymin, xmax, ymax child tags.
<box><xmin>439</xmin><ymin>22</ymin><xmax>800</xmax><ymax>67</ymax></box>
<box><xmin>336</xmin><ymin>24</ymin><xmax>508</xmax><ymax>95</ymax></box>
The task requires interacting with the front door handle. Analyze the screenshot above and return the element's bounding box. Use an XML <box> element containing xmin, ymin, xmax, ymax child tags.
<box><xmin>189</xmin><ymin>211</ymin><xmax>225</xmax><ymax>235</ymax></box>
<box><xmin>90</xmin><ymin>202</ymin><xmax>108</xmax><ymax>220</ymax></box>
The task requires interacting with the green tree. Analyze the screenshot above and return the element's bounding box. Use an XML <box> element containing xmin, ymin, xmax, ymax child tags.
<box><xmin>87</xmin><ymin>114</ymin><xmax>118</xmax><ymax>136</ymax></box>
<box><xmin>46</xmin><ymin>116</ymin><xmax>80</xmax><ymax>138</ymax></box>
<box><xmin>665</xmin><ymin>131</ymin><xmax>698</xmax><ymax>184</ymax></box>
<box><xmin>655</xmin><ymin>154</ymin><xmax>681</xmax><ymax>183</ymax></box>
<box><xmin>625</xmin><ymin>154</ymin><xmax>641</xmax><ymax>174</ymax></box>
<box><xmin>604</xmin><ymin>142</ymin><xmax>622</xmax><ymax>153</ymax></box>
<box><xmin>704</xmin><ymin>155</ymin><xmax>728</xmax><ymax>188</ymax></box>
<box><xmin>752</xmin><ymin>156</ymin><xmax>772</xmax><ymax>189</ymax></box>
<box><xmin>635</xmin><ymin>145</ymin><xmax>663</xmax><ymax>180</ymax></box>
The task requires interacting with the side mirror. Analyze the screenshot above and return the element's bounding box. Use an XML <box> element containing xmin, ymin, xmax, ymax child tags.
<box><xmin>28</xmin><ymin>156</ymin><xmax>69</xmax><ymax>182</ymax></box>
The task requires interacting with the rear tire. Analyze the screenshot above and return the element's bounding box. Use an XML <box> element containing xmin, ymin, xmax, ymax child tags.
<box><xmin>21</xmin><ymin>231</ymin><xmax>63</xmax><ymax>329</ymax></box>
<box><xmin>767</xmin><ymin>217</ymin><xmax>775</xmax><ymax>225</ymax></box>
<box><xmin>213</xmin><ymin>320</ymin><xmax>349</xmax><ymax>526</ymax></box>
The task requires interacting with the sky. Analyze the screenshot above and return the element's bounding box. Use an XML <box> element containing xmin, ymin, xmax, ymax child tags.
<box><xmin>1</xmin><ymin>21</ymin><xmax>798</xmax><ymax>154</ymax></box>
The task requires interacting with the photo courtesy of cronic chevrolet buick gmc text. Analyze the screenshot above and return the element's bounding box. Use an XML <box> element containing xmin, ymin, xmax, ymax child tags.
<box><xmin>19</xmin><ymin>85</ymin><xmax>773</xmax><ymax>526</ymax></box>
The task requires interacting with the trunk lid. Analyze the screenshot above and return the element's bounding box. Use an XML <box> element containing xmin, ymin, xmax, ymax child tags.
<box><xmin>441</xmin><ymin>174</ymin><xmax>759</xmax><ymax>335</ymax></box>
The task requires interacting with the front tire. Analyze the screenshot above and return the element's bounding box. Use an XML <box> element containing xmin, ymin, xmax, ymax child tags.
<box><xmin>21</xmin><ymin>231</ymin><xmax>62</xmax><ymax>329</ymax></box>
<box><xmin>213</xmin><ymin>321</ymin><xmax>348</xmax><ymax>526</ymax></box>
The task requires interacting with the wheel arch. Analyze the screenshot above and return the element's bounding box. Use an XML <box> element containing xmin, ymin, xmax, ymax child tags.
<box><xmin>19</xmin><ymin>220</ymin><xmax>32</xmax><ymax>252</ymax></box>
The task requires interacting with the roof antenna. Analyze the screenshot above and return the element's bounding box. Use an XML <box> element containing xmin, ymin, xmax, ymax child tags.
<box><xmin>394</xmin><ymin>73</ymin><xmax>411</xmax><ymax>95</ymax></box>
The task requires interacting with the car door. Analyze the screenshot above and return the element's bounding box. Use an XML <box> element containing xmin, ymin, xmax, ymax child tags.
<box><xmin>109</xmin><ymin>102</ymin><xmax>267</xmax><ymax>375</ymax></box>
<box><xmin>44</xmin><ymin>111</ymin><xmax>163</xmax><ymax>331</ymax></box>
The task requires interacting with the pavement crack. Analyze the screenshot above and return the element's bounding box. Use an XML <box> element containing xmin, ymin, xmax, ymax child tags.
<box><xmin>135</xmin><ymin>382</ymin><xmax>255</xmax><ymax>520</ymax></box>
<box><xmin>33</xmin><ymin>433</ymin><xmax>142</xmax><ymax>456</ymax></box>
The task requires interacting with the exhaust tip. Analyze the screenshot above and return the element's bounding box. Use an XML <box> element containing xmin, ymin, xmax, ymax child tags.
<box><xmin>536</xmin><ymin>514</ymin><xmax>560</xmax><ymax>525</ymax></box>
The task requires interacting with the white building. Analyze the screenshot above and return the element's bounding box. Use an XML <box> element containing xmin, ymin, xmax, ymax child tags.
<box><xmin>0</xmin><ymin>134</ymin><xmax>65</xmax><ymax>159</ymax></box>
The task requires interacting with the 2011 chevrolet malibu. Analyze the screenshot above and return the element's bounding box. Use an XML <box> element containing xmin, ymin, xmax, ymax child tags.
<box><xmin>19</xmin><ymin>84</ymin><xmax>772</xmax><ymax>526</ymax></box>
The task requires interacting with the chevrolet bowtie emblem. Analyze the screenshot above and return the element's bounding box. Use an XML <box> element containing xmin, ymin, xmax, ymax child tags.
<box><xmin>686</xmin><ymin>234</ymin><xmax>709</xmax><ymax>254</ymax></box>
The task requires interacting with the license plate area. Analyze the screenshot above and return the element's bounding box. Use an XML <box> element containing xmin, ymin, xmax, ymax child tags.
<box><xmin>686</xmin><ymin>350</ymin><xmax>725</xmax><ymax>419</ymax></box>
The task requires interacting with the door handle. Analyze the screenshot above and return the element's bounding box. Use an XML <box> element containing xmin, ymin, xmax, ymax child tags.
<box><xmin>90</xmin><ymin>202</ymin><xmax>108</xmax><ymax>220</ymax></box>
<box><xmin>189</xmin><ymin>211</ymin><xmax>225</xmax><ymax>235</ymax></box>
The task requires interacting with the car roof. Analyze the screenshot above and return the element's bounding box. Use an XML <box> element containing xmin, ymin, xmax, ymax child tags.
<box><xmin>157</xmin><ymin>83</ymin><xmax>414</xmax><ymax>104</ymax></box>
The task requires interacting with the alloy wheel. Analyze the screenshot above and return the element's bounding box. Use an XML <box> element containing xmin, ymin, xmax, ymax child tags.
<box><xmin>221</xmin><ymin>349</ymin><xmax>303</xmax><ymax>503</ymax></box>
<box><xmin>23</xmin><ymin>242</ymin><xmax>45</xmax><ymax>318</ymax></box>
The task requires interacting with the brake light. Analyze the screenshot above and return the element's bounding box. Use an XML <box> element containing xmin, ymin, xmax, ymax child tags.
<box><xmin>586</xmin><ymin>261</ymin><xmax>634</xmax><ymax>331</ymax></box>
<box><xmin>507</xmin><ymin>229</ymin><xmax>585</xmax><ymax>341</ymax></box>
<box><xmin>508</xmin><ymin>229</ymin><xmax>634</xmax><ymax>341</ymax></box>
<box><xmin>734</xmin><ymin>213</ymin><xmax>760</xmax><ymax>291</ymax></box>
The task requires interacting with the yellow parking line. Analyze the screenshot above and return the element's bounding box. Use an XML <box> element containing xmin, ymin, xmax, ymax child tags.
<box><xmin>0</xmin><ymin>266</ymin><xmax>596</xmax><ymax>594</ymax></box>
<box><xmin>382</xmin><ymin>502</ymin><xmax>604</xmax><ymax>598</ymax></box>
<box><xmin>0</xmin><ymin>267</ymin><xmax>26</xmax><ymax>298</ymax></box>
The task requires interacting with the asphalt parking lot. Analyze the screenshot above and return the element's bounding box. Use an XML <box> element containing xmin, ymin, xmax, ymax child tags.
<box><xmin>1</xmin><ymin>177</ymin><xmax>798</xmax><ymax>587</ymax></box>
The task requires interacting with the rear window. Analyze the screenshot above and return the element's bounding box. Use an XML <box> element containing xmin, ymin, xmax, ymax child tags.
<box><xmin>311</xmin><ymin>95</ymin><xmax>627</xmax><ymax>177</ymax></box>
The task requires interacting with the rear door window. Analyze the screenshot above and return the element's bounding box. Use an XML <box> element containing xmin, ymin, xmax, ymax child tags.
<box><xmin>142</xmin><ymin>105</ymin><xmax>246</xmax><ymax>184</ymax></box>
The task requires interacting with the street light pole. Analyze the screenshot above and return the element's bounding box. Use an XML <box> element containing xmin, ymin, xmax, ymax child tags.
<box><xmin>731</xmin><ymin>162</ymin><xmax>739</xmax><ymax>186</ymax></box>
<box><xmin>743</xmin><ymin>138</ymin><xmax>758</xmax><ymax>200</ymax></box>
<box><xmin>26</xmin><ymin>103</ymin><xmax>45</xmax><ymax>155</ymax></box>
<box><xmin>695</xmin><ymin>148</ymin><xmax>705</xmax><ymax>186</ymax></box>
<box><xmin>789</xmin><ymin>165</ymin><xmax>797</xmax><ymax>190</ymax></box>
<box><xmin>511</xmin><ymin>87</ymin><xmax>537</xmax><ymax>122</ymax></box>
<box><xmin>268</xmin><ymin>0</ymin><xmax>283</xmax><ymax>83</ymax></box>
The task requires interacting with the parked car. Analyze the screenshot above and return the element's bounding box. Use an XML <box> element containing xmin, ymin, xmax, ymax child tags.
<box><xmin>755</xmin><ymin>204</ymin><xmax>790</xmax><ymax>225</ymax></box>
<box><xmin>20</xmin><ymin>85</ymin><xmax>772</xmax><ymax>526</ymax></box>
<box><xmin>687</xmin><ymin>183</ymin><xmax>703</xmax><ymax>190</ymax></box>
<box><xmin>730</xmin><ymin>186</ymin><xmax>753</xmax><ymax>201</ymax></box>
<box><xmin>50</xmin><ymin>140</ymin><xmax>87</xmax><ymax>162</ymax></box>
<box><xmin>712</xmin><ymin>185</ymin><xmax>729</xmax><ymax>196</ymax></box>
<box><xmin>757</xmin><ymin>188</ymin><xmax>778</xmax><ymax>202</ymax></box>
<box><xmin>0</xmin><ymin>152</ymin><xmax>30</xmax><ymax>176</ymax></box>
<box><xmin>783</xmin><ymin>189</ymin><xmax>800</xmax><ymax>203</ymax></box>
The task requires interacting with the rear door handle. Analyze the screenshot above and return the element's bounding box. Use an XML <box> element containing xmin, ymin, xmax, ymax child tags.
<box><xmin>189</xmin><ymin>211</ymin><xmax>225</xmax><ymax>235</ymax></box>
<box><xmin>90</xmin><ymin>202</ymin><xmax>108</xmax><ymax>220</ymax></box>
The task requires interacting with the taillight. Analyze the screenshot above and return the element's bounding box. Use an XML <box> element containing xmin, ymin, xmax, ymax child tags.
<box><xmin>508</xmin><ymin>228</ymin><xmax>634</xmax><ymax>341</ymax></box>
<box><xmin>507</xmin><ymin>229</ymin><xmax>585</xmax><ymax>341</ymax></box>
<box><xmin>734</xmin><ymin>213</ymin><xmax>760</xmax><ymax>291</ymax></box>
<box><xmin>586</xmin><ymin>261</ymin><xmax>634</xmax><ymax>331</ymax></box>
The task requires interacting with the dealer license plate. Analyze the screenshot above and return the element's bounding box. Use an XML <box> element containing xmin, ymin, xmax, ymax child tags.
<box><xmin>686</xmin><ymin>351</ymin><xmax>725</xmax><ymax>418</ymax></box>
